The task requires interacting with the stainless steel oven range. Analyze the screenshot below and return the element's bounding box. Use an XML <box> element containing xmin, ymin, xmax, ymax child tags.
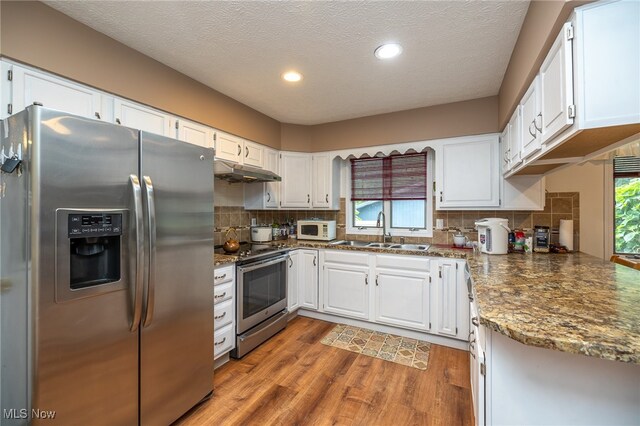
<box><xmin>220</xmin><ymin>243</ymin><xmax>290</xmax><ymax>358</ymax></box>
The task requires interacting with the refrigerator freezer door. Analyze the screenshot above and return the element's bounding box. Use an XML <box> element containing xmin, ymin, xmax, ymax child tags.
<box><xmin>32</xmin><ymin>107</ymin><xmax>140</xmax><ymax>424</ymax></box>
<box><xmin>139</xmin><ymin>132</ymin><xmax>214</xmax><ymax>425</ymax></box>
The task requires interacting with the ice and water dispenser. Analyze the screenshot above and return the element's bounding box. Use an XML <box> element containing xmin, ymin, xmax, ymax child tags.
<box><xmin>67</xmin><ymin>213</ymin><xmax>122</xmax><ymax>289</ymax></box>
<box><xmin>55</xmin><ymin>210</ymin><xmax>126</xmax><ymax>301</ymax></box>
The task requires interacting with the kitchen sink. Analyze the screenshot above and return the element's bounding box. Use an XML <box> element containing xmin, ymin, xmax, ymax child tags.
<box><xmin>329</xmin><ymin>240</ymin><xmax>431</xmax><ymax>252</ymax></box>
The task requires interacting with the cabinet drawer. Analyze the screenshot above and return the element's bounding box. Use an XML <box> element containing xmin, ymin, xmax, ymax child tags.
<box><xmin>323</xmin><ymin>250</ymin><xmax>369</xmax><ymax>266</ymax></box>
<box><xmin>214</xmin><ymin>324</ymin><xmax>235</xmax><ymax>358</ymax></box>
<box><xmin>213</xmin><ymin>282</ymin><xmax>233</xmax><ymax>305</ymax></box>
<box><xmin>214</xmin><ymin>299</ymin><xmax>233</xmax><ymax>330</ymax></box>
<box><xmin>214</xmin><ymin>266</ymin><xmax>234</xmax><ymax>286</ymax></box>
<box><xmin>376</xmin><ymin>254</ymin><xmax>430</xmax><ymax>271</ymax></box>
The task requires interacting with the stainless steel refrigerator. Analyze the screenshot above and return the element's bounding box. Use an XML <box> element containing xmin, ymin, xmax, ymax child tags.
<box><xmin>0</xmin><ymin>105</ymin><xmax>214</xmax><ymax>425</ymax></box>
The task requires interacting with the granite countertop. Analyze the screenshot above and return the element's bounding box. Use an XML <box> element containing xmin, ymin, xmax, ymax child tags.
<box><xmin>467</xmin><ymin>252</ymin><xmax>640</xmax><ymax>364</ymax></box>
<box><xmin>212</xmin><ymin>239</ymin><xmax>640</xmax><ymax>364</ymax></box>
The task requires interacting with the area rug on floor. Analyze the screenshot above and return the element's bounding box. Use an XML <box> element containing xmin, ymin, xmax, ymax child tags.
<box><xmin>320</xmin><ymin>324</ymin><xmax>431</xmax><ymax>370</ymax></box>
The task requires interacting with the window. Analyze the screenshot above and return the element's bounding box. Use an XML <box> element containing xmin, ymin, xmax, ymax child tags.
<box><xmin>614</xmin><ymin>156</ymin><xmax>640</xmax><ymax>254</ymax></box>
<box><xmin>349</xmin><ymin>153</ymin><xmax>431</xmax><ymax>236</ymax></box>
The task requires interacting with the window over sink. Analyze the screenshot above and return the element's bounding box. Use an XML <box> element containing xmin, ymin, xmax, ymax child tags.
<box><xmin>613</xmin><ymin>156</ymin><xmax>640</xmax><ymax>254</ymax></box>
<box><xmin>348</xmin><ymin>153</ymin><xmax>432</xmax><ymax>237</ymax></box>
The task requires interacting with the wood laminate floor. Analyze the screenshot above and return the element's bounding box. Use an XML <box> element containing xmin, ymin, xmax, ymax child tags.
<box><xmin>175</xmin><ymin>316</ymin><xmax>473</xmax><ymax>426</ymax></box>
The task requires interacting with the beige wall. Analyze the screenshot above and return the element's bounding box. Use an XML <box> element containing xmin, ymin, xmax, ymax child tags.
<box><xmin>0</xmin><ymin>1</ymin><xmax>281</xmax><ymax>148</ymax></box>
<box><xmin>282</xmin><ymin>97</ymin><xmax>499</xmax><ymax>152</ymax></box>
<box><xmin>280</xmin><ymin>123</ymin><xmax>313</xmax><ymax>152</ymax></box>
<box><xmin>545</xmin><ymin>161</ymin><xmax>606</xmax><ymax>259</ymax></box>
<box><xmin>498</xmin><ymin>1</ymin><xmax>591</xmax><ymax>128</ymax></box>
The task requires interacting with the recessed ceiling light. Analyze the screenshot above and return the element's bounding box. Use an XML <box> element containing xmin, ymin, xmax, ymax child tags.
<box><xmin>374</xmin><ymin>43</ymin><xmax>403</xmax><ymax>60</ymax></box>
<box><xmin>282</xmin><ymin>71</ymin><xmax>303</xmax><ymax>82</ymax></box>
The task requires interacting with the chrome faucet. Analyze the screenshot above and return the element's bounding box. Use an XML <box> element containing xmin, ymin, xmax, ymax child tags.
<box><xmin>376</xmin><ymin>211</ymin><xmax>392</xmax><ymax>243</ymax></box>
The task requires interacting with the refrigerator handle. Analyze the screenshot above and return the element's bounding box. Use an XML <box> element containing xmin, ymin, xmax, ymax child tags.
<box><xmin>130</xmin><ymin>175</ymin><xmax>145</xmax><ymax>332</ymax></box>
<box><xmin>142</xmin><ymin>175</ymin><xmax>157</xmax><ymax>327</ymax></box>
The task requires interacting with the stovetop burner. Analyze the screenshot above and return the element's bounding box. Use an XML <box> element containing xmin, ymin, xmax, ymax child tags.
<box><xmin>215</xmin><ymin>241</ymin><xmax>290</xmax><ymax>263</ymax></box>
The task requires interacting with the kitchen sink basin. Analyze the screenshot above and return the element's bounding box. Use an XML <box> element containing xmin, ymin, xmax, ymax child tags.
<box><xmin>329</xmin><ymin>240</ymin><xmax>370</xmax><ymax>247</ymax></box>
<box><xmin>366</xmin><ymin>242</ymin><xmax>395</xmax><ymax>248</ymax></box>
<box><xmin>389</xmin><ymin>244</ymin><xmax>431</xmax><ymax>251</ymax></box>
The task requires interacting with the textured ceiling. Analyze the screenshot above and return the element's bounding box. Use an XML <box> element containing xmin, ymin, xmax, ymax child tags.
<box><xmin>45</xmin><ymin>1</ymin><xmax>530</xmax><ymax>125</ymax></box>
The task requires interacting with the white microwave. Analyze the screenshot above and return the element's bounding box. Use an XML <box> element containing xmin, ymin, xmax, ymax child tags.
<box><xmin>297</xmin><ymin>220</ymin><xmax>336</xmax><ymax>241</ymax></box>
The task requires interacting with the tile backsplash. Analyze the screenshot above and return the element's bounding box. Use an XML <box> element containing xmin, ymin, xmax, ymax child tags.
<box><xmin>214</xmin><ymin>192</ymin><xmax>579</xmax><ymax>250</ymax></box>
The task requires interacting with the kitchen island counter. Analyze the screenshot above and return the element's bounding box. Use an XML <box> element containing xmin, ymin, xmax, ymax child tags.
<box><xmin>467</xmin><ymin>252</ymin><xmax>640</xmax><ymax>364</ymax></box>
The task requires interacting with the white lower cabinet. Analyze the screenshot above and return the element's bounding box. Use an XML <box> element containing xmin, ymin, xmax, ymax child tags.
<box><xmin>287</xmin><ymin>250</ymin><xmax>300</xmax><ymax>312</ymax></box>
<box><xmin>323</xmin><ymin>262</ymin><xmax>370</xmax><ymax>320</ymax></box>
<box><xmin>213</xmin><ymin>264</ymin><xmax>236</xmax><ymax>359</ymax></box>
<box><xmin>314</xmin><ymin>250</ymin><xmax>468</xmax><ymax>342</ymax></box>
<box><xmin>434</xmin><ymin>259</ymin><xmax>467</xmax><ymax>338</ymax></box>
<box><xmin>299</xmin><ymin>249</ymin><xmax>319</xmax><ymax>310</ymax></box>
<box><xmin>373</xmin><ymin>254</ymin><xmax>431</xmax><ymax>331</ymax></box>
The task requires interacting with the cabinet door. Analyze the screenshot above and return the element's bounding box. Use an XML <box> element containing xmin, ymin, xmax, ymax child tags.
<box><xmin>299</xmin><ymin>250</ymin><xmax>318</xmax><ymax>310</ymax></box>
<box><xmin>243</xmin><ymin>140</ymin><xmax>264</xmax><ymax>168</ymax></box>
<box><xmin>264</xmin><ymin>149</ymin><xmax>280</xmax><ymax>208</ymax></box>
<box><xmin>287</xmin><ymin>251</ymin><xmax>300</xmax><ymax>311</ymax></box>
<box><xmin>540</xmin><ymin>22</ymin><xmax>574</xmax><ymax>144</ymax></box>
<box><xmin>11</xmin><ymin>65</ymin><xmax>102</xmax><ymax>120</ymax></box>
<box><xmin>312</xmin><ymin>154</ymin><xmax>331</xmax><ymax>208</ymax></box>
<box><xmin>114</xmin><ymin>99</ymin><xmax>173</xmax><ymax>136</ymax></box>
<box><xmin>520</xmin><ymin>77</ymin><xmax>541</xmax><ymax>159</ymax></box>
<box><xmin>215</xmin><ymin>132</ymin><xmax>243</xmax><ymax>163</ymax></box>
<box><xmin>436</xmin><ymin>260</ymin><xmax>458</xmax><ymax>337</ymax></box>
<box><xmin>437</xmin><ymin>135</ymin><xmax>500</xmax><ymax>208</ymax></box>
<box><xmin>323</xmin><ymin>263</ymin><xmax>369</xmax><ymax>320</ymax></box>
<box><xmin>374</xmin><ymin>268</ymin><xmax>430</xmax><ymax>331</ymax></box>
<box><xmin>508</xmin><ymin>106</ymin><xmax>523</xmax><ymax>168</ymax></box>
<box><xmin>177</xmin><ymin>119</ymin><xmax>213</xmax><ymax>148</ymax></box>
<box><xmin>280</xmin><ymin>152</ymin><xmax>312</xmax><ymax>208</ymax></box>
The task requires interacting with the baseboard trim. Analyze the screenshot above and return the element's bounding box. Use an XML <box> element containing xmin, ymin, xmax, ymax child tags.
<box><xmin>296</xmin><ymin>309</ymin><xmax>468</xmax><ymax>351</ymax></box>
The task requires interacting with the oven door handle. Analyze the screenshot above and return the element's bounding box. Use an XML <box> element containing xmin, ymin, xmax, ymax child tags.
<box><xmin>237</xmin><ymin>254</ymin><xmax>290</xmax><ymax>273</ymax></box>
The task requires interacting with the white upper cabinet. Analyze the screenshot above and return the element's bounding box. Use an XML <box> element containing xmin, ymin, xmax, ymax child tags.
<box><xmin>311</xmin><ymin>154</ymin><xmax>341</xmax><ymax>209</ymax></box>
<box><xmin>9</xmin><ymin>64</ymin><xmax>105</xmax><ymax>121</ymax></box>
<box><xmin>114</xmin><ymin>99</ymin><xmax>173</xmax><ymax>137</ymax></box>
<box><xmin>244</xmin><ymin>147</ymin><xmax>280</xmax><ymax>209</ymax></box>
<box><xmin>176</xmin><ymin>118</ymin><xmax>213</xmax><ymax>148</ymax></box>
<box><xmin>214</xmin><ymin>131</ymin><xmax>264</xmax><ymax>168</ymax></box>
<box><xmin>280</xmin><ymin>152</ymin><xmax>312</xmax><ymax>208</ymax></box>
<box><xmin>436</xmin><ymin>134</ymin><xmax>501</xmax><ymax>209</ymax></box>
<box><xmin>520</xmin><ymin>77</ymin><xmax>542</xmax><ymax>160</ymax></box>
<box><xmin>576</xmin><ymin>0</ymin><xmax>640</xmax><ymax>128</ymax></box>
<box><xmin>243</xmin><ymin>140</ymin><xmax>264</xmax><ymax>168</ymax></box>
<box><xmin>508</xmin><ymin>105</ymin><xmax>523</xmax><ymax>169</ymax></box>
<box><xmin>540</xmin><ymin>22</ymin><xmax>575</xmax><ymax>144</ymax></box>
<box><xmin>214</xmin><ymin>131</ymin><xmax>243</xmax><ymax>163</ymax></box>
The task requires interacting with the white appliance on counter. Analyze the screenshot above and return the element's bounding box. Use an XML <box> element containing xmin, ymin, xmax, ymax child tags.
<box><xmin>297</xmin><ymin>220</ymin><xmax>336</xmax><ymax>241</ymax></box>
<box><xmin>475</xmin><ymin>218</ymin><xmax>510</xmax><ymax>254</ymax></box>
<box><xmin>250</xmin><ymin>225</ymin><xmax>272</xmax><ymax>242</ymax></box>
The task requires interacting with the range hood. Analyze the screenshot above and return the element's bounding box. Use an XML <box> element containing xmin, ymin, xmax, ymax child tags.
<box><xmin>214</xmin><ymin>160</ymin><xmax>281</xmax><ymax>183</ymax></box>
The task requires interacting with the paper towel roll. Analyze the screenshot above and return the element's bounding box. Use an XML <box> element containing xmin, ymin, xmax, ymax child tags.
<box><xmin>559</xmin><ymin>219</ymin><xmax>573</xmax><ymax>251</ymax></box>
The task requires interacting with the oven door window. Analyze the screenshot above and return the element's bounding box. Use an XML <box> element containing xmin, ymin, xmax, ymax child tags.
<box><xmin>242</xmin><ymin>260</ymin><xmax>287</xmax><ymax>319</ymax></box>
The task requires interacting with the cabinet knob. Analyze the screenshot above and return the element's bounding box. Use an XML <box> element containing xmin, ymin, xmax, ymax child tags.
<box><xmin>214</xmin><ymin>337</ymin><xmax>226</xmax><ymax>346</ymax></box>
<box><xmin>439</xmin><ymin>191</ymin><xmax>443</xmax><ymax>202</ymax></box>
<box><xmin>237</xmin><ymin>144</ymin><xmax>241</xmax><ymax>156</ymax></box>
<box><xmin>214</xmin><ymin>292</ymin><xmax>226</xmax><ymax>299</ymax></box>
<box><xmin>307</xmin><ymin>194</ymin><xmax>310</xmax><ymax>203</ymax></box>
<box><xmin>313</xmin><ymin>256</ymin><xmax>316</xmax><ymax>266</ymax></box>
<box><xmin>375</xmin><ymin>275</ymin><xmax>379</xmax><ymax>286</ymax></box>
<box><xmin>528</xmin><ymin>121</ymin><xmax>536</xmax><ymax>138</ymax></box>
<box><xmin>471</xmin><ymin>316</ymin><xmax>479</xmax><ymax>326</ymax></box>
<box><xmin>214</xmin><ymin>312</ymin><xmax>226</xmax><ymax>320</ymax></box>
<box><xmin>289</xmin><ymin>257</ymin><xmax>293</xmax><ymax>268</ymax></box>
<box><xmin>116</xmin><ymin>118</ymin><xmax>121</xmax><ymax>125</ymax></box>
<box><xmin>245</xmin><ymin>146</ymin><xmax>249</xmax><ymax>157</ymax></box>
<box><xmin>325</xmin><ymin>194</ymin><xmax>329</xmax><ymax>203</ymax></box>
<box><xmin>266</xmin><ymin>192</ymin><xmax>271</xmax><ymax>202</ymax></box>
<box><xmin>365</xmin><ymin>274</ymin><xmax>368</xmax><ymax>285</ymax></box>
<box><xmin>214</xmin><ymin>273</ymin><xmax>227</xmax><ymax>281</ymax></box>
<box><xmin>94</xmin><ymin>112</ymin><xmax>101</xmax><ymax>119</ymax></box>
